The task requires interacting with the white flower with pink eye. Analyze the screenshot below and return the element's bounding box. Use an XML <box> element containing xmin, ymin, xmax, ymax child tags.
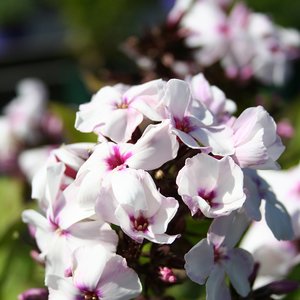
<box><xmin>96</xmin><ymin>168</ymin><xmax>179</xmax><ymax>244</ymax></box>
<box><xmin>22</xmin><ymin>163</ymin><xmax>118</xmax><ymax>281</ymax></box>
<box><xmin>75</xmin><ymin>79</ymin><xmax>165</xmax><ymax>143</ymax></box>
<box><xmin>229</xmin><ymin>106</ymin><xmax>285</xmax><ymax>170</ymax></box>
<box><xmin>48</xmin><ymin>244</ymin><xmax>142</xmax><ymax>300</ymax></box>
<box><xmin>177</xmin><ymin>153</ymin><xmax>245</xmax><ymax>218</ymax></box>
<box><xmin>180</xmin><ymin>0</ymin><xmax>230</xmax><ymax>66</ymax></box>
<box><xmin>162</xmin><ymin>79</ymin><xmax>234</xmax><ymax>155</ymax></box>
<box><xmin>185</xmin><ymin>213</ymin><xmax>254</xmax><ymax>300</ymax></box>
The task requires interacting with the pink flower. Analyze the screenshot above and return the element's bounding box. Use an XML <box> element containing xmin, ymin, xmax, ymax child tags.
<box><xmin>177</xmin><ymin>153</ymin><xmax>245</xmax><ymax>217</ymax></box>
<box><xmin>230</xmin><ymin>106</ymin><xmax>285</xmax><ymax>169</ymax></box>
<box><xmin>75</xmin><ymin>79</ymin><xmax>165</xmax><ymax>142</ymax></box>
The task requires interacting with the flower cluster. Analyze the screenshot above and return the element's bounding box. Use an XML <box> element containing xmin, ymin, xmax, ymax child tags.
<box><xmin>169</xmin><ymin>0</ymin><xmax>300</xmax><ymax>85</ymax></box>
<box><xmin>22</xmin><ymin>74</ymin><xmax>294</xmax><ymax>299</ymax></box>
<box><xmin>0</xmin><ymin>79</ymin><xmax>62</xmax><ymax>175</ymax></box>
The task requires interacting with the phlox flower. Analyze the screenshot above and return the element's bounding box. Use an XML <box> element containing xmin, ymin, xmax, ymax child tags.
<box><xmin>75</xmin><ymin>79</ymin><xmax>165</xmax><ymax>143</ymax></box>
<box><xmin>229</xmin><ymin>106</ymin><xmax>285</xmax><ymax>170</ymax></box>
<box><xmin>177</xmin><ymin>153</ymin><xmax>245</xmax><ymax>217</ymax></box>
<box><xmin>185</xmin><ymin>213</ymin><xmax>254</xmax><ymax>300</ymax></box>
<box><xmin>67</xmin><ymin>121</ymin><xmax>178</xmax><ymax>217</ymax></box>
<box><xmin>4</xmin><ymin>78</ymin><xmax>48</xmax><ymax>143</ymax></box>
<box><xmin>162</xmin><ymin>79</ymin><xmax>234</xmax><ymax>155</ymax></box>
<box><xmin>48</xmin><ymin>244</ymin><xmax>142</xmax><ymax>300</ymax></box>
<box><xmin>181</xmin><ymin>0</ymin><xmax>230</xmax><ymax>66</ymax></box>
<box><xmin>22</xmin><ymin>163</ymin><xmax>118</xmax><ymax>281</ymax></box>
<box><xmin>96</xmin><ymin>168</ymin><xmax>179</xmax><ymax>244</ymax></box>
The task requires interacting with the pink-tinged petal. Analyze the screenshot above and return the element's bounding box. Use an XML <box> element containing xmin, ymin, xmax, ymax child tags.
<box><xmin>184</xmin><ymin>238</ymin><xmax>214</xmax><ymax>285</ymax></box>
<box><xmin>216</xmin><ymin>156</ymin><xmax>245</xmax><ymax>207</ymax></box>
<box><xmin>110</xmin><ymin>169</ymin><xmax>148</xmax><ymax>210</ymax></box>
<box><xmin>208</xmin><ymin>212</ymin><xmax>250</xmax><ymax>249</ymax></box>
<box><xmin>99</xmin><ymin>108</ymin><xmax>143</xmax><ymax>143</ymax></box>
<box><xmin>233</xmin><ymin>129</ymin><xmax>268</xmax><ymax>168</ymax></box>
<box><xmin>163</xmin><ymin>79</ymin><xmax>191</xmax><ymax>118</ymax></box>
<box><xmin>206</xmin><ymin>266</ymin><xmax>230</xmax><ymax>300</ymax></box>
<box><xmin>173</xmin><ymin>128</ymin><xmax>204</xmax><ymax>149</ymax></box>
<box><xmin>114</xmin><ymin>206</ymin><xmax>143</xmax><ymax>242</ymax></box>
<box><xmin>125</xmin><ymin>79</ymin><xmax>166</xmax><ymax>121</ymax></box>
<box><xmin>60</xmin><ymin>171</ymin><xmax>101</xmax><ymax>228</ymax></box>
<box><xmin>99</xmin><ymin>255</ymin><xmax>142</xmax><ymax>300</ymax></box>
<box><xmin>72</xmin><ymin>245</ymin><xmax>113</xmax><ymax>292</ymax></box>
<box><xmin>190</xmin><ymin>123</ymin><xmax>234</xmax><ymax>156</ymax></box>
<box><xmin>149</xmin><ymin>197</ymin><xmax>179</xmax><ymax>234</ymax></box>
<box><xmin>75</xmin><ymin>86</ymin><xmax>121</xmax><ymax>133</ymax></box>
<box><xmin>145</xmin><ymin>231</ymin><xmax>179</xmax><ymax>244</ymax></box>
<box><xmin>95</xmin><ymin>185</ymin><xmax>119</xmax><ymax>225</ymax></box>
<box><xmin>46</xmin><ymin>163</ymin><xmax>65</xmax><ymax>212</ymax></box>
<box><xmin>128</xmin><ymin>121</ymin><xmax>179</xmax><ymax>170</ymax></box>
<box><xmin>224</xmin><ymin>248</ymin><xmax>254</xmax><ymax>297</ymax></box>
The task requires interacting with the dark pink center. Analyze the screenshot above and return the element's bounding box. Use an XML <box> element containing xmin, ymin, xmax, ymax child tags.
<box><xmin>131</xmin><ymin>215</ymin><xmax>149</xmax><ymax>232</ymax></box>
<box><xmin>105</xmin><ymin>146</ymin><xmax>132</xmax><ymax>170</ymax></box>
<box><xmin>198</xmin><ymin>189</ymin><xmax>217</xmax><ymax>207</ymax></box>
<box><xmin>174</xmin><ymin>116</ymin><xmax>194</xmax><ymax>133</ymax></box>
<box><xmin>213</xmin><ymin>245</ymin><xmax>228</xmax><ymax>263</ymax></box>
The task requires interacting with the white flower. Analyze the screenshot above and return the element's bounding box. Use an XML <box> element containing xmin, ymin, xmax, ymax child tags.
<box><xmin>177</xmin><ymin>153</ymin><xmax>245</xmax><ymax>217</ymax></box>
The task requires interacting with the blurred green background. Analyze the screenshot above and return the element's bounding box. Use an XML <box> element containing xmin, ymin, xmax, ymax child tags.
<box><xmin>0</xmin><ymin>0</ymin><xmax>300</xmax><ymax>299</ymax></box>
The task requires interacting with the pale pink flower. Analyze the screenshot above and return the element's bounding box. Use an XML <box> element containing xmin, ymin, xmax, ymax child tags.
<box><xmin>48</xmin><ymin>245</ymin><xmax>142</xmax><ymax>300</ymax></box>
<box><xmin>181</xmin><ymin>1</ymin><xmax>230</xmax><ymax>66</ymax></box>
<box><xmin>185</xmin><ymin>214</ymin><xmax>254</xmax><ymax>299</ymax></box>
<box><xmin>230</xmin><ymin>106</ymin><xmax>285</xmax><ymax>169</ymax></box>
<box><xmin>4</xmin><ymin>78</ymin><xmax>47</xmax><ymax>143</ymax></box>
<box><xmin>75</xmin><ymin>79</ymin><xmax>165</xmax><ymax>143</ymax></box>
<box><xmin>177</xmin><ymin>153</ymin><xmax>245</xmax><ymax>217</ymax></box>
<box><xmin>68</xmin><ymin>121</ymin><xmax>178</xmax><ymax>216</ymax></box>
<box><xmin>162</xmin><ymin>79</ymin><xmax>234</xmax><ymax>155</ymax></box>
<box><xmin>96</xmin><ymin>168</ymin><xmax>179</xmax><ymax>244</ymax></box>
<box><xmin>189</xmin><ymin>73</ymin><xmax>236</xmax><ymax>122</ymax></box>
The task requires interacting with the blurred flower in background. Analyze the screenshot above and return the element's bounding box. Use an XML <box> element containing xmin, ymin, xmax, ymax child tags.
<box><xmin>0</xmin><ymin>0</ymin><xmax>300</xmax><ymax>300</ymax></box>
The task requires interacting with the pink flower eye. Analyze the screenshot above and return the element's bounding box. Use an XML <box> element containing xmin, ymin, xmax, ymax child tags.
<box><xmin>131</xmin><ymin>215</ymin><xmax>149</xmax><ymax>232</ymax></box>
<box><xmin>198</xmin><ymin>188</ymin><xmax>217</xmax><ymax>207</ymax></box>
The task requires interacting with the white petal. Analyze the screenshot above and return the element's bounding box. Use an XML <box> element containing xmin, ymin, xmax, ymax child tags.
<box><xmin>184</xmin><ymin>238</ymin><xmax>214</xmax><ymax>284</ymax></box>
<box><xmin>206</xmin><ymin>265</ymin><xmax>230</xmax><ymax>300</ymax></box>
<box><xmin>224</xmin><ymin>248</ymin><xmax>254</xmax><ymax>297</ymax></box>
<box><xmin>72</xmin><ymin>245</ymin><xmax>113</xmax><ymax>291</ymax></box>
